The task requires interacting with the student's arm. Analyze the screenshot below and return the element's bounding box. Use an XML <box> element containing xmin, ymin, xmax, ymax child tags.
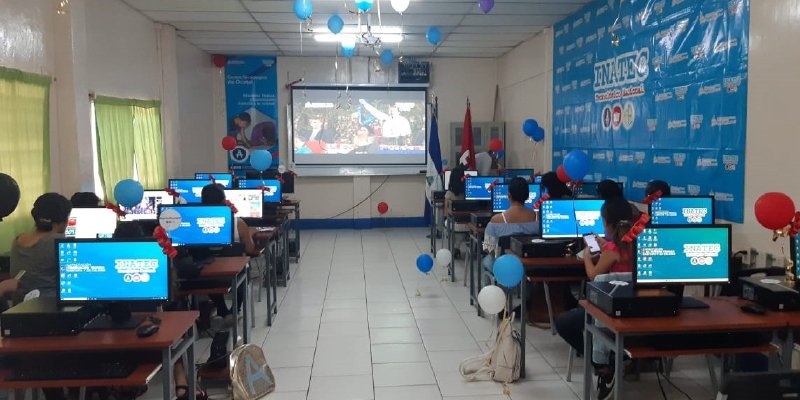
<box><xmin>237</xmin><ymin>219</ymin><xmax>260</xmax><ymax>257</ymax></box>
<box><xmin>0</xmin><ymin>279</ymin><xmax>18</xmax><ymax>298</ymax></box>
<box><xmin>358</xmin><ymin>99</ymin><xmax>389</xmax><ymax>121</ymax></box>
<box><xmin>583</xmin><ymin>247</ymin><xmax>619</xmax><ymax>281</ymax></box>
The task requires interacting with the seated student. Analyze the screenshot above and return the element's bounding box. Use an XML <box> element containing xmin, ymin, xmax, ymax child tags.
<box><xmin>645</xmin><ymin>179</ymin><xmax>671</xmax><ymax>198</ymax></box>
<box><xmin>482</xmin><ymin>177</ymin><xmax>539</xmax><ymax>257</ymax></box>
<box><xmin>596</xmin><ymin>179</ymin><xmax>641</xmax><ymax>218</ymax></box>
<box><xmin>444</xmin><ymin>165</ymin><xmax>469</xmax><ymax>258</ymax></box>
<box><xmin>554</xmin><ymin>198</ymin><xmax>634</xmax><ymax>399</ymax></box>
<box><xmin>540</xmin><ymin>171</ymin><xmax>573</xmax><ymax>199</ymax></box>
<box><xmin>70</xmin><ymin>192</ymin><xmax>101</xmax><ymax>208</ymax></box>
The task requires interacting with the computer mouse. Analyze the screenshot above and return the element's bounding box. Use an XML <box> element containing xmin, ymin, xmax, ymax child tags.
<box><xmin>136</xmin><ymin>323</ymin><xmax>160</xmax><ymax>338</ymax></box>
<box><xmin>740</xmin><ymin>303</ymin><xmax>767</xmax><ymax>315</ymax></box>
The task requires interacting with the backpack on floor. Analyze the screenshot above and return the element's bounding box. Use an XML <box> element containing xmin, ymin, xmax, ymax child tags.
<box><xmin>459</xmin><ymin>313</ymin><xmax>522</xmax><ymax>384</ymax></box>
<box><xmin>230</xmin><ymin>344</ymin><xmax>276</xmax><ymax>400</ymax></box>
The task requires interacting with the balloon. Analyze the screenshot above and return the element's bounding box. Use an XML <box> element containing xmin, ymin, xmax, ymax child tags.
<box><xmin>493</xmin><ymin>254</ymin><xmax>524</xmax><ymax>288</ymax></box>
<box><xmin>250</xmin><ymin>150</ymin><xmax>273</xmax><ymax>171</ymax></box>
<box><xmin>341</xmin><ymin>35</ymin><xmax>357</xmax><ymax>50</ymax></box>
<box><xmin>390</xmin><ymin>0</ymin><xmax>410</xmax><ymax>13</ymax></box>
<box><xmin>478</xmin><ymin>0</ymin><xmax>495</xmax><ymax>13</ymax></box>
<box><xmin>0</xmin><ymin>173</ymin><xmax>20</xmax><ymax>220</ymax></box>
<box><xmin>426</xmin><ymin>26</ymin><xmax>442</xmax><ymax>46</ymax></box>
<box><xmin>114</xmin><ymin>179</ymin><xmax>144</xmax><ymax>208</ymax></box>
<box><xmin>496</xmin><ymin>149</ymin><xmax>505</xmax><ymax>158</ymax></box>
<box><xmin>532</xmin><ymin>126</ymin><xmax>545</xmax><ymax>142</ymax></box>
<box><xmin>221</xmin><ymin>136</ymin><xmax>237</xmax><ymax>151</ymax></box>
<box><xmin>755</xmin><ymin>192</ymin><xmax>796</xmax><ymax>230</ymax></box>
<box><xmin>278</xmin><ymin>164</ymin><xmax>287</xmax><ymax>174</ymax></box>
<box><xmin>377</xmin><ymin>201</ymin><xmax>389</xmax><ymax>214</ymax></box>
<box><xmin>556</xmin><ymin>165</ymin><xmax>571</xmax><ymax>183</ymax></box>
<box><xmin>327</xmin><ymin>15</ymin><xmax>344</xmax><ymax>34</ymax></box>
<box><xmin>563</xmin><ymin>150</ymin><xmax>590</xmax><ymax>181</ymax></box>
<box><xmin>342</xmin><ymin>46</ymin><xmax>355</xmax><ymax>58</ymax></box>
<box><xmin>293</xmin><ymin>0</ymin><xmax>312</xmax><ymax>20</ymax></box>
<box><xmin>522</xmin><ymin>119</ymin><xmax>539</xmax><ymax>136</ymax></box>
<box><xmin>489</xmin><ymin>138</ymin><xmax>503</xmax><ymax>153</ymax></box>
<box><xmin>478</xmin><ymin>285</ymin><xmax>506</xmax><ymax>314</ymax></box>
<box><xmin>435</xmin><ymin>249</ymin><xmax>452</xmax><ymax>266</ymax></box>
<box><xmin>416</xmin><ymin>254</ymin><xmax>434</xmax><ymax>273</ymax></box>
<box><xmin>211</xmin><ymin>54</ymin><xmax>226</xmax><ymax>68</ymax></box>
<box><xmin>380</xmin><ymin>49</ymin><xmax>394</xmax><ymax>65</ymax></box>
<box><xmin>355</xmin><ymin>0</ymin><xmax>374</xmax><ymax>12</ymax></box>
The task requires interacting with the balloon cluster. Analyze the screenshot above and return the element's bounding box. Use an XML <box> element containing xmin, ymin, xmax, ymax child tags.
<box><xmin>152</xmin><ymin>226</ymin><xmax>178</xmax><ymax>259</ymax></box>
<box><xmin>415</xmin><ymin>249</ymin><xmax>452</xmax><ymax>274</ymax></box>
<box><xmin>522</xmin><ymin>119</ymin><xmax>545</xmax><ymax>142</ymax></box>
<box><xmin>622</xmin><ymin>213</ymin><xmax>651</xmax><ymax>243</ymax></box>
<box><xmin>489</xmin><ymin>138</ymin><xmax>504</xmax><ymax>153</ymax></box>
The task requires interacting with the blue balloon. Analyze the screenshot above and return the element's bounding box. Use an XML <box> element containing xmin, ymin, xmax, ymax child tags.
<box><xmin>342</xmin><ymin>46</ymin><xmax>355</xmax><ymax>58</ymax></box>
<box><xmin>114</xmin><ymin>179</ymin><xmax>144</xmax><ymax>208</ymax></box>
<box><xmin>532</xmin><ymin>126</ymin><xmax>545</xmax><ymax>142</ymax></box>
<box><xmin>493</xmin><ymin>254</ymin><xmax>524</xmax><ymax>288</ymax></box>
<box><xmin>563</xmin><ymin>150</ymin><xmax>590</xmax><ymax>181</ymax></box>
<box><xmin>355</xmin><ymin>0</ymin><xmax>374</xmax><ymax>12</ymax></box>
<box><xmin>416</xmin><ymin>254</ymin><xmax>434</xmax><ymax>273</ymax></box>
<box><xmin>327</xmin><ymin>15</ymin><xmax>344</xmax><ymax>34</ymax></box>
<box><xmin>250</xmin><ymin>150</ymin><xmax>273</xmax><ymax>172</ymax></box>
<box><xmin>497</xmin><ymin>149</ymin><xmax>505</xmax><ymax>158</ymax></box>
<box><xmin>522</xmin><ymin>119</ymin><xmax>539</xmax><ymax>136</ymax></box>
<box><xmin>293</xmin><ymin>0</ymin><xmax>313</xmax><ymax>20</ymax></box>
<box><xmin>380</xmin><ymin>49</ymin><xmax>394</xmax><ymax>65</ymax></box>
<box><xmin>426</xmin><ymin>26</ymin><xmax>442</xmax><ymax>46</ymax></box>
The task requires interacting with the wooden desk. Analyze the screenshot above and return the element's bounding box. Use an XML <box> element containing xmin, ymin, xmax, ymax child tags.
<box><xmin>0</xmin><ymin>311</ymin><xmax>198</xmax><ymax>399</ymax></box>
<box><xmin>580</xmin><ymin>298</ymin><xmax>794</xmax><ymax>400</ymax></box>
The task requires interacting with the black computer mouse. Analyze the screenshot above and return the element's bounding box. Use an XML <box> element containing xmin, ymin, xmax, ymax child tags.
<box><xmin>136</xmin><ymin>323</ymin><xmax>160</xmax><ymax>338</ymax></box>
<box><xmin>740</xmin><ymin>303</ymin><xmax>767</xmax><ymax>315</ymax></box>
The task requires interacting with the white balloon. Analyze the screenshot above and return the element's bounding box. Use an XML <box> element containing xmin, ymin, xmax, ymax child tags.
<box><xmin>477</xmin><ymin>285</ymin><xmax>506</xmax><ymax>314</ymax></box>
<box><xmin>390</xmin><ymin>0</ymin><xmax>410</xmax><ymax>13</ymax></box>
<box><xmin>278</xmin><ymin>164</ymin><xmax>287</xmax><ymax>174</ymax></box>
<box><xmin>435</xmin><ymin>248</ymin><xmax>452</xmax><ymax>266</ymax></box>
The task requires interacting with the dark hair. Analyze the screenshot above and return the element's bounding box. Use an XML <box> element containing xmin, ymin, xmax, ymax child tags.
<box><xmin>448</xmin><ymin>165</ymin><xmax>466</xmax><ymax>196</ymax></box>
<box><xmin>31</xmin><ymin>193</ymin><xmax>72</xmax><ymax>232</ymax></box>
<box><xmin>601</xmin><ymin>198</ymin><xmax>635</xmax><ymax>264</ymax></box>
<box><xmin>541</xmin><ymin>172</ymin><xmax>572</xmax><ymax>199</ymax></box>
<box><xmin>508</xmin><ymin>177</ymin><xmax>529</xmax><ymax>204</ymax></box>
<box><xmin>113</xmin><ymin>221</ymin><xmax>144</xmax><ymax>238</ymax></box>
<box><xmin>237</xmin><ymin>112</ymin><xmax>251</xmax><ymax>124</ymax></box>
<box><xmin>596</xmin><ymin>180</ymin><xmax>623</xmax><ymax>200</ymax></box>
<box><xmin>201</xmin><ymin>183</ymin><xmax>227</xmax><ymax>205</ymax></box>
<box><xmin>70</xmin><ymin>192</ymin><xmax>101</xmax><ymax>208</ymax></box>
<box><xmin>645</xmin><ymin>180</ymin><xmax>671</xmax><ymax>197</ymax></box>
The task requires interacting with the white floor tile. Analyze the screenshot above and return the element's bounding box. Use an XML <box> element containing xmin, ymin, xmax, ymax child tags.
<box><xmin>372</xmin><ymin>343</ymin><xmax>429</xmax><ymax>363</ymax></box>
<box><xmin>368</xmin><ymin>302</ymin><xmax>413</xmax><ymax>315</ymax></box>
<box><xmin>368</xmin><ymin>313</ymin><xmax>417</xmax><ymax>328</ymax></box>
<box><xmin>422</xmin><ymin>334</ymin><xmax>481</xmax><ymax>351</ymax></box>
<box><xmin>370</xmin><ymin>327</ymin><xmax>423</xmax><ymax>344</ymax></box>
<box><xmin>428</xmin><ymin>350</ymin><xmax>483</xmax><ymax>373</ymax></box>
<box><xmin>373</xmin><ymin>362</ymin><xmax>437</xmax><ymax>387</ymax></box>
<box><xmin>374</xmin><ymin>384</ymin><xmax>443</xmax><ymax>400</ymax></box>
<box><xmin>264</xmin><ymin>391</ymin><xmax>308</xmax><ymax>400</ymax></box>
<box><xmin>318</xmin><ymin>321</ymin><xmax>370</xmax><ymax>337</ymax></box>
<box><xmin>307</xmin><ymin>374</ymin><xmax>374</xmax><ymax>400</ymax></box>
<box><xmin>271</xmin><ymin>367</ymin><xmax>312</xmax><ymax>392</ymax></box>
<box><xmin>265</xmin><ymin>346</ymin><xmax>316</xmax><ymax>368</ymax></box>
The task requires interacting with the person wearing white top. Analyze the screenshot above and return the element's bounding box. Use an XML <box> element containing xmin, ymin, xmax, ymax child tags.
<box><xmin>358</xmin><ymin>99</ymin><xmax>411</xmax><ymax>143</ymax></box>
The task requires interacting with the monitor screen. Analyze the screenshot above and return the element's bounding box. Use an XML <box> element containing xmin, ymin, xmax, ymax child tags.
<box><xmin>465</xmin><ymin>176</ymin><xmax>504</xmax><ymax>200</ymax></box>
<box><xmin>492</xmin><ymin>184</ymin><xmax>510</xmax><ymax>212</ymax></box>
<box><xmin>443</xmin><ymin>170</ymin><xmax>478</xmax><ymax>191</ymax></box>
<box><xmin>157</xmin><ymin>205</ymin><xmax>234</xmax><ymax>247</ymax></box>
<box><xmin>634</xmin><ymin>225</ymin><xmax>731</xmax><ymax>284</ymax></box>
<box><xmin>534</xmin><ymin>175</ymin><xmax>542</xmax><ymax>183</ymax></box>
<box><xmin>168</xmin><ymin>179</ymin><xmax>214</xmax><ymax>204</ymax></box>
<box><xmin>649</xmin><ymin>196</ymin><xmax>715</xmax><ymax>225</ymax></box>
<box><xmin>236</xmin><ymin>179</ymin><xmax>282</xmax><ymax>203</ymax></box>
<box><xmin>65</xmin><ymin>208</ymin><xmax>118</xmax><ymax>239</ymax></box>
<box><xmin>573</xmin><ymin>199</ymin><xmax>605</xmax><ymax>236</ymax></box>
<box><xmin>573</xmin><ymin>182</ymin><xmax>624</xmax><ymax>198</ymax></box>
<box><xmin>524</xmin><ymin>184</ymin><xmax>542</xmax><ymax>211</ymax></box>
<box><xmin>120</xmin><ymin>190</ymin><xmax>174</xmax><ymax>221</ymax></box>
<box><xmin>224</xmin><ymin>189</ymin><xmax>264</xmax><ymax>218</ymax></box>
<box><xmin>57</xmin><ymin>239</ymin><xmax>169</xmax><ymax>302</ymax></box>
<box><xmin>194</xmin><ymin>173</ymin><xmax>234</xmax><ymax>188</ymax></box>
<box><xmin>540</xmin><ymin>199</ymin><xmax>579</xmax><ymax>239</ymax></box>
<box><xmin>794</xmin><ymin>237</ymin><xmax>800</xmax><ymax>279</ymax></box>
<box><xmin>503</xmin><ymin>169</ymin><xmax>534</xmax><ymax>181</ymax></box>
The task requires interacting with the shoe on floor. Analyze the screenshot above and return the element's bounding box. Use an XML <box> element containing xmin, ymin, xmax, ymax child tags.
<box><xmin>596</xmin><ymin>369</ymin><xmax>615</xmax><ymax>400</ymax></box>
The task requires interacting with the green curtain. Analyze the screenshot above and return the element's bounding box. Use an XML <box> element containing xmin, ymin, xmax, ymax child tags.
<box><xmin>94</xmin><ymin>96</ymin><xmax>164</xmax><ymax>201</ymax></box>
<box><xmin>0</xmin><ymin>67</ymin><xmax>51</xmax><ymax>254</ymax></box>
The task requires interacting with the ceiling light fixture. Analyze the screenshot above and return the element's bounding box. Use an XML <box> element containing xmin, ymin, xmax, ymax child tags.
<box><xmin>315</xmin><ymin>33</ymin><xmax>403</xmax><ymax>44</ymax></box>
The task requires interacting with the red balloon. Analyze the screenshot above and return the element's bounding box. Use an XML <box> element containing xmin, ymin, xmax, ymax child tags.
<box><xmin>212</xmin><ymin>54</ymin><xmax>226</xmax><ymax>68</ymax></box>
<box><xmin>377</xmin><ymin>201</ymin><xmax>389</xmax><ymax>215</ymax></box>
<box><xmin>754</xmin><ymin>192</ymin><xmax>796</xmax><ymax>230</ymax></box>
<box><xmin>556</xmin><ymin>165</ymin><xmax>571</xmax><ymax>183</ymax></box>
<box><xmin>221</xmin><ymin>136</ymin><xmax>237</xmax><ymax>151</ymax></box>
<box><xmin>489</xmin><ymin>138</ymin><xmax>504</xmax><ymax>153</ymax></box>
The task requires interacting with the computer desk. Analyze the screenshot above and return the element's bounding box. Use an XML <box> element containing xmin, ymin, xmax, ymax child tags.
<box><xmin>520</xmin><ymin>256</ymin><xmax>585</xmax><ymax>335</ymax></box>
<box><xmin>446</xmin><ymin>210</ymin><xmax>486</xmax><ymax>282</ymax></box>
<box><xmin>466</xmin><ymin>222</ymin><xmax>485</xmax><ymax>316</ymax></box>
<box><xmin>581</xmin><ymin>298</ymin><xmax>796</xmax><ymax>400</ymax></box>
<box><xmin>253</xmin><ymin>228</ymin><xmax>280</xmax><ymax>326</ymax></box>
<box><xmin>0</xmin><ymin>311</ymin><xmax>199</xmax><ymax>400</ymax></box>
<box><xmin>262</xmin><ymin>209</ymin><xmax>293</xmax><ymax>286</ymax></box>
<box><xmin>280</xmin><ymin>199</ymin><xmax>301</xmax><ymax>261</ymax></box>
<box><xmin>430</xmin><ymin>198</ymin><xmax>445</xmax><ymax>253</ymax></box>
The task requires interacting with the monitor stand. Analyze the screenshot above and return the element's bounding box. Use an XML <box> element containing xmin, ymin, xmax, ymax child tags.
<box><xmin>679</xmin><ymin>296</ymin><xmax>710</xmax><ymax>309</ymax></box>
<box><xmin>83</xmin><ymin>302</ymin><xmax>144</xmax><ymax>330</ymax></box>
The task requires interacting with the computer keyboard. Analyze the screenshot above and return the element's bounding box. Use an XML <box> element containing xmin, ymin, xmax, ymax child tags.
<box><xmin>7</xmin><ymin>354</ymin><xmax>138</xmax><ymax>381</ymax></box>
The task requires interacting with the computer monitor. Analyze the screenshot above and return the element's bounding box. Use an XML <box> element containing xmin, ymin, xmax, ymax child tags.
<box><xmin>540</xmin><ymin>199</ymin><xmax>579</xmax><ymax>239</ymax></box>
<box><xmin>157</xmin><ymin>205</ymin><xmax>234</xmax><ymax>247</ymax></box>
<box><xmin>120</xmin><ymin>190</ymin><xmax>174</xmax><ymax>221</ymax></box>
<box><xmin>524</xmin><ymin>184</ymin><xmax>542</xmax><ymax>211</ymax></box>
<box><xmin>492</xmin><ymin>184</ymin><xmax>510</xmax><ymax>213</ymax></box>
<box><xmin>503</xmin><ymin>169</ymin><xmax>534</xmax><ymax>181</ymax></box>
<box><xmin>65</xmin><ymin>208</ymin><xmax>118</xmax><ymax>239</ymax></box>
<box><xmin>56</xmin><ymin>238</ymin><xmax>170</xmax><ymax>328</ymax></box>
<box><xmin>793</xmin><ymin>237</ymin><xmax>800</xmax><ymax>279</ymax></box>
<box><xmin>224</xmin><ymin>189</ymin><xmax>264</xmax><ymax>218</ymax></box>
<box><xmin>465</xmin><ymin>176</ymin><xmax>505</xmax><ymax>200</ymax></box>
<box><xmin>444</xmin><ymin>170</ymin><xmax>478</xmax><ymax>191</ymax></box>
<box><xmin>573</xmin><ymin>199</ymin><xmax>605</xmax><ymax>236</ymax></box>
<box><xmin>194</xmin><ymin>173</ymin><xmax>234</xmax><ymax>188</ymax></box>
<box><xmin>634</xmin><ymin>225</ymin><xmax>731</xmax><ymax>285</ymax></box>
<box><xmin>573</xmin><ymin>182</ymin><xmax>624</xmax><ymax>198</ymax></box>
<box><xmin>168</xmin><ymin>179</ymin><xmax>214</xmax><ymax>204</ymax></box>
<box><xmin>649</xmin><ymin>196</ymin><xmax>715</xmax><ymax>225</ymax></box>
<box><xmin>236</xmin><ymin>179</ymin><xmax>282</xmax><ymax>203</ymax></box>
<box><xmin>281</xmin><ymin>172</ymin><xmax>295</xmax><ymax>194</ymax></box>
<box><xmin>534</xmin><ymin>175</ymin><xmax>542</xmax><ymax>183</ymax></box>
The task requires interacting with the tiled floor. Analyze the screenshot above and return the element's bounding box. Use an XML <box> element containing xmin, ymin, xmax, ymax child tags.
<box><xmin>141</xmin><ymin>228</ymin><xmax>719</xmax><ymax>400</ymax></box>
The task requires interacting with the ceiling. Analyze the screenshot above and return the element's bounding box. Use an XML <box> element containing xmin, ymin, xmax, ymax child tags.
<box><xmin>121</xmin><ymin>0</ymin><xmax>592</xmax><ymax>58</ymax></box>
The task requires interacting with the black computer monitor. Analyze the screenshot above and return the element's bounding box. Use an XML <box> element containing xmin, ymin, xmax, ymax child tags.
<box><xmin>503</xmin><ymin>169</ymin><xmax>534</xmax><ymax>181</ymax></box>
<box><xmin>56</xmin><ymin>238</ymin><xmax>170</xmax><ymax>329</ymax></box>
<box><xmin>120</xmin><ymin>190</ymin><xmax>174</xmax><ymax>221</ymax></box>
<box><xmin>539</xmin><ymin>199</ymin><xmax>604</xmax><ymax>239</ymax></box>
<box><xmin>224</xmin><ymin>188</ymin><xmax>264</xmax><ymax>219</ymax></box>
<box><xmin>236</xmin><ymin>179</ymin><xmax>282</xmax><ymax>203</ymax></box>
<box><xmin>157</xmin><ymin>205</ymin><xmax>234</xmax><ymax>247</ymax></box>
<box><xmin>573</xmin><ymin>182</ymin><xmax>624</xmax><ymax>198</ymax></box>
<box><xmin>168</xmin><ymin>179</ymin><xmax>214</xmax><ymax>203</ymax></box>
<box><xmin>465</xmin><ymin>176</ymin><xmax>505</xmax><ymax>200</ymax></box>
<box><xmin>194</xmin><ymin>173</ymin><xmax>234</xmax><ymax>188</ymax></box>
<box><xmin>444</xmin><ymin>170</ymin><xmax>478</xmax><ymax>191</ymax></box>
<box><xmin>648</xmin><ymin>196</ymin><xmax>715</xmax><ymax>225</ymax></box>
<box><xmin>65</xmin><ymin>208</ymin><xmax>118</xmax><ymax>239</ymax></box>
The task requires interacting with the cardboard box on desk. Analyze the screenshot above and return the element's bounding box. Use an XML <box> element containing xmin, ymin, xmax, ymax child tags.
<box><xmin>511</xmin><ymin>236</ymin><xmax>574</xmax><ymax>258</ymax></box>
<box><xmin>587</xmin><ymin>281</ymin><xmax>680</xmax><ymax>318</ymax></box>
<box><xmin>741</xmin><ymin>276</ymin><xmax>800</xmax><ymax>311</ymax></box>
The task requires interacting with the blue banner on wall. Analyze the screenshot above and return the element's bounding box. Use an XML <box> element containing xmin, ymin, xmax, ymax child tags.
<box><xmin>224</xmin><ymin>56</ymin><xmax>279</xmax><ymax>174</ymax></box>
<box><xmin>552</xmin><ymin>0</ymin><xmax>748</xmax><ymax>222</ymax></box>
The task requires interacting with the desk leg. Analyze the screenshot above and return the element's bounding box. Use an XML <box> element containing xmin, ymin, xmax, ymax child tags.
<box><xmin>243</xmin><ymin>270</ymin><xmax>250</xmax><ymax>344</ymax></box>
<box><xmin>614</xmin><ymin>333</ymin><xmax>624</xmax><ymax>400</ymax></box>
<box><xmin>284</xmin><ymin>221</ymin><xmax>290</xmax><ymax>281</ymax></box>
<box><xmin>447</xmin><ymin>217</ymin><xmax>455</xmax><ymax>282</ymax></box>
<box><xmin>430</xmin><ymin>203</ymin><xmax>435</xmax><ymax>253</ymax></box>
<box><xmin>542</xmin><ymin>282</ymin><xmax>556</xmax><ymax>335</ymax></box>
<box><xmin>468</xmin><ymin>233</ymin><xmax>475</xmax><ymax>304</ymax></box>
<box><xmin>232</xmin><ymin>275</ymin><xmax>239</xmax><ymax>346</ymax></box>
<box><xmin>272</xmin><ymin>239</ymin><xmax>279</xmax><ymax>315</ymax></box>
<box><xmin>187</xmin><ymin>325</ymin><xmax>197</xmax><ymax>400</ymax></box>
<box><xmin>583</xmin><ymin>311</ymin><xmax>594</xmax><ymax>400</ymax></box>
<box><xmin>784</xmin><ymin>328</ymin><xmax>794</xmax><ymax>370</ymax></box>
<box><xmin>265</xmin><ymin>246</ymin><xmax>273</xmax><ymax>326</ymax></box>
<box><xmin>520</xmin><ymin>279</ymin><xmax>527</xmax><ymax>379</ymax></box>
<box><xmin>294</xmin><ymin>204</ymin><xmax>300</xmax><ymax>260</ymax></box>
<box><xmin>162</xmin><ymin>347</ymin><xmax>174</xmax><ymax>400</ymax></box>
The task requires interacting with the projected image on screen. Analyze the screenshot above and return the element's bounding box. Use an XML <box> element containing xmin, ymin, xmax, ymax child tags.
<box><xmin>292</xmin><ymin>87</ymin><xmax>427</xmax><ymax>165</ymax></box>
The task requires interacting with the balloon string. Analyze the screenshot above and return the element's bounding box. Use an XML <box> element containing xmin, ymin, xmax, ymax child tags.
<box><xmin>299</xmin><ymin>21</ymin><xmax>303</xmax><ymax>55</ymax></box>
<box><xmin>377</xmin><ymin>0</ymin><xmax>383</xmax><ymax>27</ymax></box>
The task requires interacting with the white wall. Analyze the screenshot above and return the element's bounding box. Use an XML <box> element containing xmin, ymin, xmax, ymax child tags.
<box><xmin>176</xmin><ymin>38</ymin><xmax>215</xmax><ymax>178</ymax></box>
<box><xmin>0</xmin><ymin>0</ymin><xmax>55</xmax><ymax>74</ymax></box>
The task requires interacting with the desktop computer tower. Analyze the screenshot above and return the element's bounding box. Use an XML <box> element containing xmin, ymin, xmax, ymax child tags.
<box><xmin>470</xmin><ymin>213</ymin><xmax>492</xmax><ymax>228</ymax></box>
<box><xmin>740</xmin><ymin>276</ymin><xmax>800</xmax><ymax>311</ymax></box>
<box><xmin>1</xmin><ymin>297</ymin><xmax>99</xmax><ymax>337</ymax></box>
<box><xmin>587</xmin><ymin>282</ymin><xmax>680</xmax><ymax>317</ymax></box>
<box><xmin>510</xmin><ymin>236</ymin><xmax>575</xmax><ymax>258</ymax></box>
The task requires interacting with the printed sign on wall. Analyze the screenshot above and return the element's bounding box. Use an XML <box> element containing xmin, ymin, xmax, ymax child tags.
<box><xmin>225</xmin><ymin>56</ymin><xmax>280</xmax><ymax>174</ymax></box>
<box><xmin>552</xmin><ymin>0</ymin><xmax>749</xmax><ymax>222</ymax></box>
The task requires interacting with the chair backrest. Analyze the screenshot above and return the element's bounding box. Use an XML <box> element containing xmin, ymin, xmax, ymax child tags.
<box><xmin>718</xmin><ymin>371</ymin><xmax>800</xmax><ymax>399</ymax></box>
